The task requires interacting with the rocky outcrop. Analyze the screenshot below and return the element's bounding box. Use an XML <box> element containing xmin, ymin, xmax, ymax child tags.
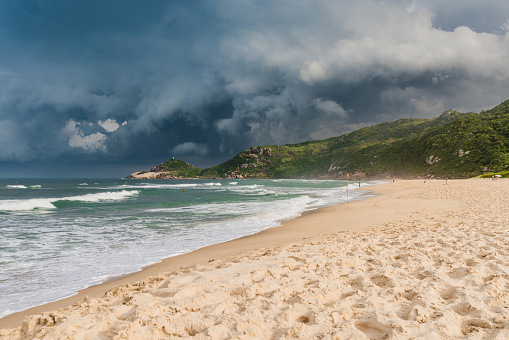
<box><xmin>250</xmin><ymin>146</ymin><xmax>272</xmax><ymax>157</ymax></box>
<box><xmin>222</xmin><ymin>171</ymin><xmax>259</xmax><ymax>179</ymax></box>
<box><xmin>150</xmin><ymin>165</ymin><xmax>166</xmax><ymax>172</ymax></box>
<box><xmin>125</xmin><ymin>170</ymin><xmax>186</xmax><ymax>179</ymax></box>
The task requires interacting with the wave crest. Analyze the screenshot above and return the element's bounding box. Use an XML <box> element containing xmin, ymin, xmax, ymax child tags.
<box><xmin>0</xmin><ymin>190</ymin><xmax>139</xmax><ymax>211</ymax></box>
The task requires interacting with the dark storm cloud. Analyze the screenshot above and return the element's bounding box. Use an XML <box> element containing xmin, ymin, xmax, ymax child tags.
<box><xmin>1</xmin><ymin>0</ymin><xmax>509</xmax><ymax>176</ymax></box>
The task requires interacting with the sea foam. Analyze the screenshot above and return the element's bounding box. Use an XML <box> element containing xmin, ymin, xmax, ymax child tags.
<box><xmin>0</xmin><ymin>190</ymin><xmax>139</xmax><ymax>211</ymax></box>
<box><xmin>6</xmin><ymin>185</ymin><xmax>27</xmax><ymax>189</ymax></box>
<box><xmin>0</xmin><ymin>178</ymin><xmax>376</xmax><ymax>320</ymax></box>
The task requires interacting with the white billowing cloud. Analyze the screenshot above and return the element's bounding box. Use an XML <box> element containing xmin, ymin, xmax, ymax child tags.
<box><xmin>172</xmin><ymin>142</ymin><xmax>209</xmax><ymax>156</ymax></box>
<box><xmin>63</xmin><ymin>120</ymin><xmax>107</xmax><ymax>153</ymax></box>
<box><xmin>312</xmin><ymin>98</ymin><xmax>349</xmax><ymax>118</ymax></box>
<box><xmin>395</xmin><ymin>0</ymin><xmax>509</xmax><ymax>34</ymax></box>
<box><xmin>299</xmin><ymin>4</ymin><xmax>509</xmax><ymax>84</ymax></box>
<box><xmin>300</xmin><ymin>62</ymin><xmax>328</xmax><ymax>84</ymax></box>
<box><xmin>98</xmin><ymin>119</ymin><xmax>120</xmax><ymax>132</ymax></box>
<box><xmin>404</xmin><ymin>0</ymin><xmax>419</xmax><ymax>13</ymax></box>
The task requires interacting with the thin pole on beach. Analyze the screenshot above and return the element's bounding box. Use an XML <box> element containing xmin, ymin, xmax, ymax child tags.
<box><xmin>346</xmin><ymin>172</ymin><xmax>349</xmax><ymax>203</ymax></box>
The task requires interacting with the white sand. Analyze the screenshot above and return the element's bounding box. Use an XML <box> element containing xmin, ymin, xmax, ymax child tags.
<box><xmin>1</xmin><ymin>179</ymin><xmax>509</xmax><ymax>339</ymax></box>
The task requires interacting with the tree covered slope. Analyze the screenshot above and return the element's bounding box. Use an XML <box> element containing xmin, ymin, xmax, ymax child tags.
<box><xmin>127</xmin><ymin>99</ymin><xmax>509</xmax><ymax>179</ymax></box>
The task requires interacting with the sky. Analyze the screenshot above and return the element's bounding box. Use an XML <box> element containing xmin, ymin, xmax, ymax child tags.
<box><xmin>1</xmin><ymin>0</ymin><xmax>509</xmax><ymax>177</ymax></box>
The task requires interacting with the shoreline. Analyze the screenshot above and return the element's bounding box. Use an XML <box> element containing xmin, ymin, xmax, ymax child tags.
<box><xmin>0</xmin><ymin>180</ymin><xmax>383</xmax><ymax>330</ymax></box>
<box><xmin>0</xmin><ymin>179</ymin><xmax>509</xmax><ymax>340</ymax></box>
<box><xmin>6</xmin><ymin>178</ymin><xmax>506</xmax><ymax>338</ymax></box>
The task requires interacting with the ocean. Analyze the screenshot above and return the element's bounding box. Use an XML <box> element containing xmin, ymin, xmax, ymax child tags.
<box><xmin>0</xmin><ymin>178</ymin><xmax>379</xmax><ymax>318</ymax></box>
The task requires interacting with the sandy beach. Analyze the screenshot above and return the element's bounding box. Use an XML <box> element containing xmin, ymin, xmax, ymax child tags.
<box><xmin>1</xmin><ymin>179</ymin><xmax>509</xmax><ymax>339</ymax></box>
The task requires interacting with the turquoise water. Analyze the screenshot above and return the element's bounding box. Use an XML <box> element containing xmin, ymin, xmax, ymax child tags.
<box><xmin>0</xmin><ymin>178</ymin><xmax>378</xmax><ymax>318</ymax></box>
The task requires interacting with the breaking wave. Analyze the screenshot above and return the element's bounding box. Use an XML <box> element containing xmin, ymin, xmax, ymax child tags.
<box><xmin>0</xmin><ymin>190</ymin><xmax>139</xmax><ymax>211</ymax></box>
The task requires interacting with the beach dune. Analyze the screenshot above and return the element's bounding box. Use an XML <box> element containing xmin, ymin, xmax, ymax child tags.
<box><xmin>1</xmin><ymin>179</ymin><xmax>509</xmax><ymax>339</ymax></box>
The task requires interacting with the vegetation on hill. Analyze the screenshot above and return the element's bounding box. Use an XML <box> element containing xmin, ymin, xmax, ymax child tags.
<box><xmin>129</xmin><ymin>99</ymin><xmax>509</xmax><ymax>179</ymax></box>
<box><xmin>150</xmin><ymin>158</ymin><xmax>202</xmax><ymax>178</ymax></box>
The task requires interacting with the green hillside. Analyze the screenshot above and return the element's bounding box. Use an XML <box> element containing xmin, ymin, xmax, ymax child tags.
<box><xmin>129</xmin><ymin>99</ymin><xmax>509</xmax><ymax>179</ymax></box>
<box><xmin>149</xmin><ymin>158</ymin><xmax>201</xmax><ymax>178</ymax></box>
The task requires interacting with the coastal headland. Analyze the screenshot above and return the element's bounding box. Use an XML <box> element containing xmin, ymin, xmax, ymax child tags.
<box><xmin>1</xmin><ymin>179</ymin><xmax>509</xmax><ymax>338</ymax></box>
<box><xmin>126</xmin><ymin>100</ymin><xmax>509</xmax><ymax>181</ymax></box>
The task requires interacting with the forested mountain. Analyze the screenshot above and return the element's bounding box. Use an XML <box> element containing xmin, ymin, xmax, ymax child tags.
<box><xmin>127</xmin><ymin>99</ymin><xmax>509</xmax><ymax>179</ymax></box>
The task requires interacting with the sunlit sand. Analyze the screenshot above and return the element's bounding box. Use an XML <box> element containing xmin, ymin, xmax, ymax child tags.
<box><xmin>2</xmin><ymin>179</ymin><xmax>509</xmax><ymax>339</ymax></box>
